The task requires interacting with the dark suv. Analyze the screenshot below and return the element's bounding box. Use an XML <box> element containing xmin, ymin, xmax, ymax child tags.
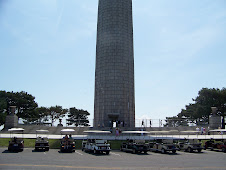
<box><xmin>120</xmin><ymin>139</ymin><xmax>149</xmax><ymax>154</ymax></box>
<box><xmin>204</xmin><ymin>139</ymin><xmax>226</xmax><ymax>152</ymax></box>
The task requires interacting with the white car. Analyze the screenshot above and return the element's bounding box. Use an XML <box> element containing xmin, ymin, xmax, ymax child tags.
<box><xmin>35</xmin><ymin>130</ymin><xmax>49</xmax><ymax>151</ymax></box>
<box><xmin>150</xmin><ymin>139</ymin><xmax>179</xmax><ymax>154</ymax></box>
<box><xmin>82</xmin><ymin>139</ymin><xmax>111</xmax><ymax>154</ymax></box>
<box><xmin>178</xmin><ymin>139</ymin><xmax>203</xmax><ymax>153</ymax></box>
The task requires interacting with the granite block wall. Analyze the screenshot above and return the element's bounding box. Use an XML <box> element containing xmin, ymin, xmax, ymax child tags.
<box><xmin>94</xmin><ymin>0</ymin><xmax>135</xmax><ymax>128</ymax></box>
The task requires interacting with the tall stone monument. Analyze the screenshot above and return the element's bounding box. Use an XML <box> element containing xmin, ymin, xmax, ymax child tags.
<box><xmin>94</xmin><ymin>0</ymin><xmax>135</xmax><ymax>128</ymax></box>
<box><xmin>209</xmin><ymin>107</ymin><xmax>221</xmax><ymax>129</ymax></box>
<box><xmin>5</xmin><ymin>106</ymin><xmax>18</xmax><ymax>129</ymax></box>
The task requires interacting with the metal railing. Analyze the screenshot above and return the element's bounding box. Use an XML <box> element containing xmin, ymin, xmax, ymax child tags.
<box><xmin>16</xmin><ymin>118</ymin><xmax>220</xmax><ymax>128</ymax></box>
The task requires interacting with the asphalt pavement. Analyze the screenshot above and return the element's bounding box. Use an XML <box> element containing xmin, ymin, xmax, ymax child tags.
<box><xmin>0</xmin><ymin>148</ymin><xmax>225</xmax><ymax>170</ymax></box>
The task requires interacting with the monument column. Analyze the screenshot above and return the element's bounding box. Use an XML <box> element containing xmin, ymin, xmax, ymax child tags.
<box><xmin>94</xmin><ymin>0</ymin><xmax>135</xmax><ymax>128</ymax></box>
<box><xmin>5</xmin><ymin>106</ymin><xmax>18</xmax><ymax>129</ymax></box>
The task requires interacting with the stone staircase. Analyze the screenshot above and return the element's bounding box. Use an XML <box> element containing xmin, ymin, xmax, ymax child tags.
<box><xmin>1</xmin><ymin>125</ymin><xmax>203</xmax><ymax>135</ymax></box>
<box><xmin>1</xmin><ymin>125</ymin><xmax>90</xmax><ymax>135</ymax></box>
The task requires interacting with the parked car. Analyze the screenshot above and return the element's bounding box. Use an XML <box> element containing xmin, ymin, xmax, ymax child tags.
<box><xmin>82</xmin><ymin>139</ymin><xmax>111</xmax><ymax>154</ymax></box>
<box><xmin>8</xmin><ymin>128</ymin><xmax>24</xmax><ymax>152</ymax></box>
<box><xmin>120</xmin><ymin>139</ymin><xmax>149</xmax><ymax>154</ymax></box>
<box><xmin>178</xmin><ymin>139</ymin><xmax>203</xmax><ymax>153</ymax></box>
<box><xmin>150</xmin><ymin>139</ymin><xmax>179</xmax><ymax>154</ymax></box>
<box><xmin>35</xmin><ymin>130</ymin><xmax>49</xmax><ymax>151</ymax></box>
<box><xmin>204</xmin><ymin>139</ymin><xmax>226</xmax><ymax>152</ymax></box>
<box><xmin>60</xmin><ymin>129</ymin><xmax>75</xmax><ymax>153</ymax></box>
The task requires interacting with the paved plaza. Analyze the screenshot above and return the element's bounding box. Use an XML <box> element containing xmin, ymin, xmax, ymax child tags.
<box><xmin>0</xmin><ymin>148</ymin><xmax>225</xmax><ymax>170</ymax></box>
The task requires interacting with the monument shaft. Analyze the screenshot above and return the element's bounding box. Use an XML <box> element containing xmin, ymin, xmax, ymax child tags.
<box><xmin>94</xmin><ymin>0</ymin><xmax>135</xmax><ymax>128</ymax></box>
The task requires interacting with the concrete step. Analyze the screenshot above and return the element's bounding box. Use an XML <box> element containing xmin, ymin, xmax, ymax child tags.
<box><xmin>1</xmin><ymin>125</ymin><xmax>205</xmax><ymax>135</ymax></box>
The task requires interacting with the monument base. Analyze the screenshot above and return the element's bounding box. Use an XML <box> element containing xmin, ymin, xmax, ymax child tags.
<box><xmin>4</xmin><ymin>114</ymin><xmax>18</xmax><ymax>129</ymax></box>
<box><xmin>209</xmin><ymin>114</ymin><xmax>221</xmax><ymax>129</ymax></box>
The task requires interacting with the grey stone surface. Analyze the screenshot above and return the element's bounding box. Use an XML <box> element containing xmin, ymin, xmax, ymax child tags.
<box><xmin>209</xmin><ymin>107</ymin><xmax>222</xmax><ymax>129</ymax></box>
<box><xmin>209</xmin><ymin>114</ymin><xmax>221</xmax><ymax>129</ymax></box>
<box><xmin>94</xmin><ymin>0</ymin><xmax>135</xmax><ymax>128</ymax></box>
<box><xmin>4</xmin><ymin>114</ymin><xmax>18</xmax><ymax>129</ymax></box>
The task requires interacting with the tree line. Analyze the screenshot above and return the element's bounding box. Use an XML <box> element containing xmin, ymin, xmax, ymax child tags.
<box><xmin>165</xmin><ymin>88</ymin><xmax>226</xmax><ymax>127</ymax></box>
<box><xmin>0</xmin><ymin>91</ymin><xmax>90</xmax><ymax>127</ymax></box>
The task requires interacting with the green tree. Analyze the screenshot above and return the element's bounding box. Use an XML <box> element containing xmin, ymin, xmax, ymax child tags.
<box><xmin>0</xmin><ymin>90</ymin><xmax>38</xmax><ymax>125</ymax></box>
<box><xmin>165</xmin><ymin>88</ymin><xmax>226</xmax><ymax>126</ymax></box>
<box><xmin>194</xmin><ymin>88</ymin><xmax>226</xmax><ymax>124</ymax></box>
<box><xmin>0</xmin><ymin>91</ymin><xmax>7</xmax><ymax>126</ymax></box>
<box><xmin>165</xmin><ymin>116</ymin><xmax>189</xmax><ymax>127</ymax></box>
<box><xmin>34</xmin><ymin>107</ymin><xmax>49</xmax><ymax>124</ymax></box>
<box><xmin>48</xmin><ymin>105</ymin><xmax>68</xmax><ymax>126</ymax></box>
<box><xmin>67</xmin><ymin>107</ymin><xmax>90</xmax><ymax>127</ymax></box>
<box><xmin>13</xmin><ymin>91</ymin><xmax>38</xmax><ymax>120</ymax></box>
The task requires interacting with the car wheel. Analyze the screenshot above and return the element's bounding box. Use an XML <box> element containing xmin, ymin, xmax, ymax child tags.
<box><xmin>120</xmin><ymin>147</ymin><xmax>123</xmax><ymax>151</ymax></box>
<box><xmin>188</xmin><ymin>147</ymin><xmax>193</xmax><ymax>153</ymax></box>
<box><xmin>132</xmin><ymin>149</ymin><xmax>136</xmax><ymax>154</ymax></box>
<box><xmin>161</xmin><ymin>149</ymin><xmax>166</xmax><ymax>154</ymax></box>
<box><xmin>222</xmin><ymin>147</ymin><xmax>226</xmax><ymax>153</ymax></box>
<box><xmin>197</xmin><ymin>149</ymin><xmax>202</xmax><ymax>153</ymax></box>
<box><xmin>106</xmin><ymin>151</ymin><xmax>109</xmax><ymax>155</ymax></box>
<box><xmin>144</xmin><ymin>151</ymin><xmax>147</xmax><ymax>154</ymax></box>
<box><xmin>94</xmin><ymin>149</ymin><xmax>96</xmax><ymax>154</ymax></box>
<box><xmin>172</xmin><ymin>150</ymin><xmax>176</xmax><ymax>154</ymax></box>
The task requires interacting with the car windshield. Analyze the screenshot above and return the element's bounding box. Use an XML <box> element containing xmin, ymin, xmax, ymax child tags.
<box><xmin>135</xmin><ymin>140</ymin><xmax>145</xmax><ymax>144</ymax></box>
<box><xmin>163</xmin><ymin>139</ymin><xmax>173</xmax><ymax>144</ymax></box>
<box><xmin>96</xmin><ymin>140</ymin><xmax>106</xmax><ymax>144</ymax></box>
<box><xmin>189</xmin><ymin>139</ymin><xmax>199</xmax><ymax>143</ymax></box>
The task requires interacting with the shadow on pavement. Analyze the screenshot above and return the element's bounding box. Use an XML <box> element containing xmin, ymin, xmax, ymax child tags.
<box><xmin>82</xmin><ymin>151</ymin><xmax>110</xmax><ymax>156</ymax></box>
<box><xmin>2</xmin><ymin>150</ymin><xmax>19</xmax><ymax>153</ymax></box>
<box><xmin>58</xmin><ymin>151</ymin><xmax>75</xmax><ymax>154</ymax></box>
<box><xmin>32</xmin><ymin>149</ymin><xmax>47</xmax><ymax>153</ymax></box>
<box><xmin>150</xmin><ymin>151</ymin><xmax>179</xmax><ymax>155</ymax></box>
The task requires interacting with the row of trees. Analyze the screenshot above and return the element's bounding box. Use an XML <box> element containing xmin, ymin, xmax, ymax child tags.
<box><xmin>0</xmin><ymin>91</ymin><xmax>90</xmax><ymax>127</ymax></box>
<box><xmin>165</xmin><ymin>88</ymin><xmax>226</xmax><ymax>127</ymax></box>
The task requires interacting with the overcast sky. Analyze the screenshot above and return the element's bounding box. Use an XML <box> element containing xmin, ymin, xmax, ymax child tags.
<box><xmin>0</xmin><ymin>0</ymin><xmax>225</xmax><ymax>123</ymax></box>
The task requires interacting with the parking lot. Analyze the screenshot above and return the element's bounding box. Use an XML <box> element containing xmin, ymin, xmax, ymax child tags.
<box><xmin>0</xmin><ymin>148</ymin><xmax>225</xmax><ymax>170</ymax></box>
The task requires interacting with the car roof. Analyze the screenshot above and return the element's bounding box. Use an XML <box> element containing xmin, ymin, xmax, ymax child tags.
<box><xmin>8</xmin><ymin>128</ymin><xmax>24</xmax><ymax>132</ymax></box>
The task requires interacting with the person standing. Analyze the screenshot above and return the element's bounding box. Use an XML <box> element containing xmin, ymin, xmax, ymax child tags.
<box><xmin>121</xmin><ymin>121</ymin><xmax>123</xmax><ymax>127</ymax></box>
<box><xmin>116</xmin><ymin>128</ymin><xmax>119</xmax><ymax>137</ymax></box>
<box><xmin>201</xmin><ymin>127</ymin><xmax>204</xmax><ymax>135</ymax></box>
<box><xmin>196</xmin><ymin>127</ymin><xmax>200</xmax><ymax>135</ymax></box>
<box><xmin>203</xmin><ymin>127</ymin><xmax>206</xmax><ymax>135</ymax></box>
